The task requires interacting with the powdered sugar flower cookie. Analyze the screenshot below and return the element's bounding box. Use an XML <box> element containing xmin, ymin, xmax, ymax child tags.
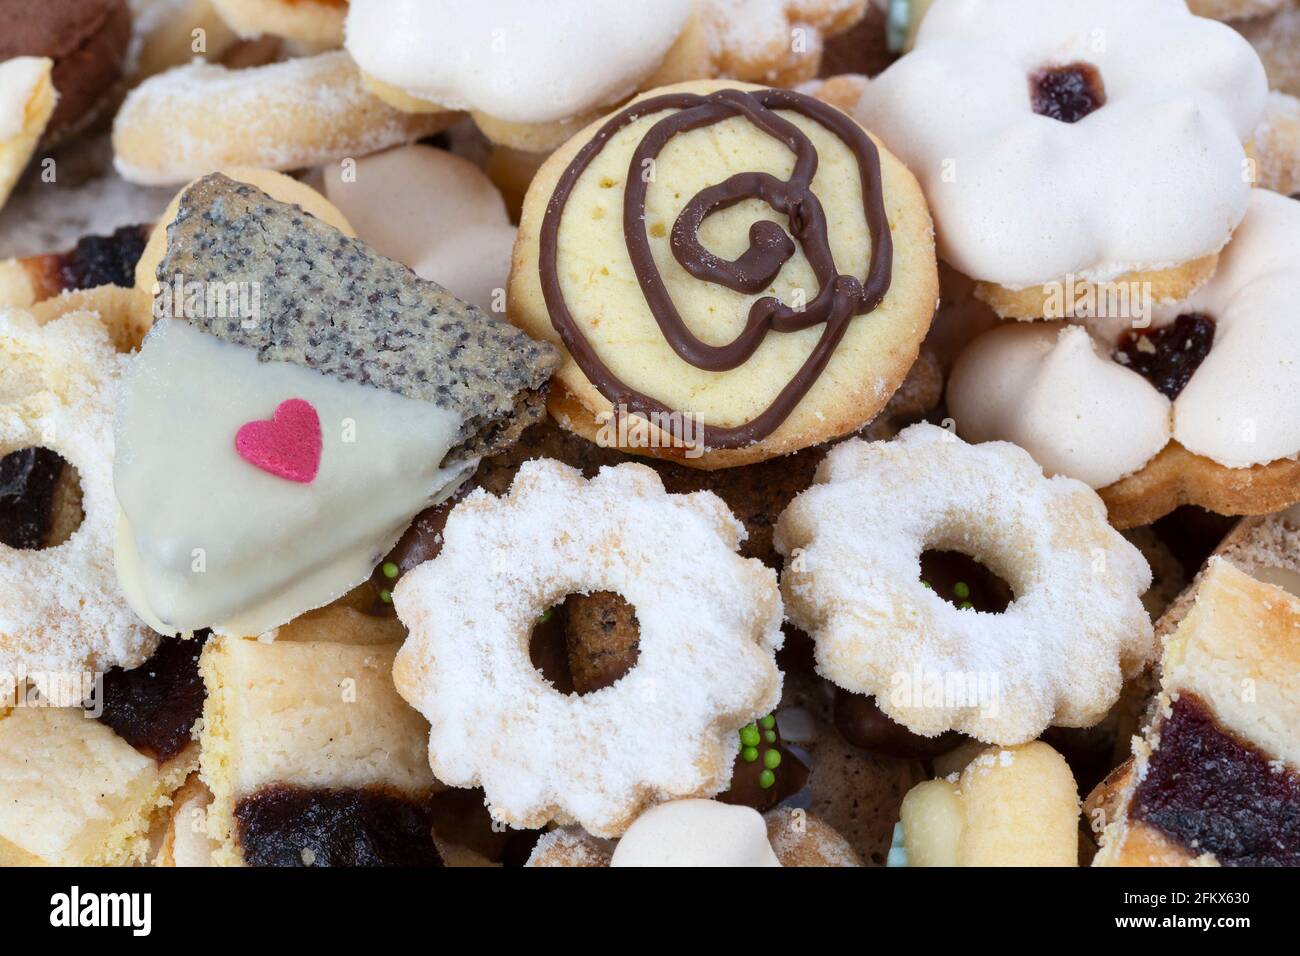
<box><xmin>392</xmin><ymin>458</ymin><xmax>784</xmax><ymax>837</ymax></box>
<box><xmin>949</xmin><ymin>190</ymin><xmax>1300</xmax><ymax>527</ymax></box>
<box><xmin>775</xmin><ymin>424</ymin><xmax>1153</xmax><ymax>744</ymax></box>
<box><xmin>0</xmin><ymin>308</ymin><xmax>158</xmax><ymax>697</ymax></box>
<box><xmin>857</xmin><ymin>0</ymin><xmax>1268</xmax><ymax>318</ymax></box>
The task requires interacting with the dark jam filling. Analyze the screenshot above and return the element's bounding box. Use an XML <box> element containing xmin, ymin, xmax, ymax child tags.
<box><xmin>95</xmin><ymin>631</ymin><xmax>210</xmax><ymax>762</ymax></box>
<box><xmin>833</xmin><ymin>688</ymin><xmax>962</xmax><ymax>759</ymax></box>
<box><xmin>1131</xmin><ymin>693</ymin><xmax>1300</xmax><ymax>866</ymax></box>
<box><xmin>57</xmin><ymin>224</ymin><xmax>150</xmax><ymax>291</ymax></box>
<box><xmin>235</xmin><ymin>785</ymin><xmax>445</xmax><ymax>867</ymax></box>
<box><xmin>718</xmin><ymin>712</ymin><xmax>809</xmax><ymax>812</ymax></box>
<box><xmin>1031</xmin><ymin>62</ymin><xmax>1106</xmax><ymax>123</ymax></box>
<box><xmin>920</xmin><ymin>549</ymin><xmax>1013</xmax><ymax>613</ymax></box>
<box><xmin>530</xmin><ymin>591</ymin><xmax>640</xmax><ymax>696</ymax></box>
<box><xmin>1113</xmin><ymin>313</ymin><xmax>1216</xmax><ymax>400</ymax></box>
<box><xmin>0</xmin><ymin>447</ymin><xmax>64</xmax><ymax>550</ymax></box>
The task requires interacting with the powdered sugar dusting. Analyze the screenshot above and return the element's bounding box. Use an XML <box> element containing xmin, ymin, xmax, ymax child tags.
<box><xmin>0</xmin><ymin>309</ymin><xmax>158</xmax><ymax>699</ymax></box>
<box><xmin>392</xmin><ymin>458</ymin><xmax>784</xmax><ymax>837</ymax></box>
<box><xmin>775</xmin><ymin>423</ymin><xmax>1154</xmax><ymax>744</ymax></box>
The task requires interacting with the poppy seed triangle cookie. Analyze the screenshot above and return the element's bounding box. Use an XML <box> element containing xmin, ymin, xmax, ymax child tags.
<box><xmin>114</xmin><ymin>174</ymin><xmax>559</xmax><ymax>638</ymax></box>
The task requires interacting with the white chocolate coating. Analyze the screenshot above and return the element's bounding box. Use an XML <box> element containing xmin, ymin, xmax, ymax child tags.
<box><xmin>856</xmin><ymin>0</ymin><xmax>1267</xmax><ymax>288</ymax></box>
<box><xmin>344</xmin><ymin>0</ymin><xmax>694</xmax><ymax>124</ymax></box>
<box><xmin>611</xmin><ymin>799</ymin><xmax>781</xmax><ymax>867</ymax></box>
<box><xmin>114</xmin><ymin>320</ymin><xmax>471</xmax><ymax>637</ymax></box>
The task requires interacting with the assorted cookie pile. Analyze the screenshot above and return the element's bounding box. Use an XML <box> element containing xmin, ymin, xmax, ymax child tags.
<box><xmin>0</xmin><ymin>0</ymin><xmax>1297</xmax><ymax>868</ymax></box>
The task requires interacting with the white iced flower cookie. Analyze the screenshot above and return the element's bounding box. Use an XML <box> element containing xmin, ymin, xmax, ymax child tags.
<box><xmin>345</xmin><ymin>0</ymin><xmax>871</xmax><ymax>150</ymax></box>
<box><xmin>0</xmin><ymin>308</ymin><xmax>158</xmax><ymax>699</ymax></box>
<box><xmin>323</xmin><ymin>145</ymin><xmax>515</xmax><ymax>314</ymax></box>
<box><xmin>774</xmin><ymin>424</ymin><xmax>1154</xmax><ymax>745</ymax></box>
<box><xmin>949</xmin><ymin>189</ymin><xmax>1300</xmax><ymax>529</ymax></box>
<box><xmin>856</xmin><ymin>0</ymin><xmax>1268</xmax><ymax>318</ymax></box>
<box><xmin>392</xmin><ymin>458</ymin><xmax>784</xmax><ymax>837</ymax></box>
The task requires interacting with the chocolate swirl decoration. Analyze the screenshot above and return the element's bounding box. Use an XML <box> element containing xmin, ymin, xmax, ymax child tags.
<box><xmin>539</xmin><ymin>87</ymin><xmax>894</xmax><ymax>449</ymax></box>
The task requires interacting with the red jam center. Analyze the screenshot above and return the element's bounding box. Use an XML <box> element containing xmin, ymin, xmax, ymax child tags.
<box><xmin>1031</xmin><ymin>63</ymin><xmax>1106</xmax><ymax>123</ymax></box>
<box><xmin>1113</xmin><ymin>313</ymin><xmax>1216</xmax><ymax>400</ymax></box>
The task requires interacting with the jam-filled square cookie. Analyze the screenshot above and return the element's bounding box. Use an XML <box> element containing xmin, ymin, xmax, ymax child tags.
<box><xmin>198</xmin><ymin>634</ymin><xmax>445</xmax><ymax>866</ymax></box>
<box><xmin>1090</xmin><ymin>558</ymin><xmax>1300</xmax><ymax>866</ymax></box>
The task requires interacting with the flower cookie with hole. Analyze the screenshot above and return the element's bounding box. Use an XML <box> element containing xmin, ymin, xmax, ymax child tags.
<box><xmin>0</xmin><ymin>307</ymin><xmax>158</xmax><ymax>699</ymax></box>
<box><xmin>775</xmin><ymin>424</ymin><xmax>1154</xmax><ymax>745</ymax></box>
<box><xmin>112</xmin><ymin>173</ymin><xmax>558</xmax><ymax>638</ymax></box>
<box><xmin>509</xmin><ymin>79</ymin><xmax>938</xmax><ymax>469</ymax></box>
<box><xmin>856</xmin><ymin>0</ymin><xmax>1268</xmax><ymax>319</ymax></box>
<box><xmin>391</xmin><ymin>458</ymin><xmax>784</xmax><ymax>837</ymax></box>
<box><xmin>344</xmin><ymin>0</ymin><xmax>871</xmax><ymax>152</ymax></box>
<box><xmin>948</xmin><ymin>190</ymin><xmax>1300</xmax><ymax>529</ymax></box>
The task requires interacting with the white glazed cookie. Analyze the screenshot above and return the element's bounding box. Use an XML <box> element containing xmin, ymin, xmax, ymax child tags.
<box><xmin>509</xmin><ymin>79</ymin><xmax>937</xmax><ymax>469</ymax></box>
<box><xmin>346</xmin><ymin>0</ymin><xmax>869</xmax><ymax>150</ymax></box>
<box><xmin>111</xmin><ymin>51</ymin><xmax>458</xmax><ymax>185</ymax></box>
<box><xmin>322</xmin><ymin>145</ymin><xmax>515</xmax><ymax>314</ymax></box>
<box><xmin>610</xmin><ymin>799</ymin><xmax>781</xmax><ymax>866</ymax></box>
<box><xmin>392</xmin><ymin>459</ymin><xmax>784</xmax><ymax>837</ymax></box>
<box><xmin>0</xmin><ymin>308</ymin><xmax>158</xmax><ymax>699</ymax></box>
<box><xmin>948</xmin><ymin>190</ymin><xmax>1300</xmax><ymax>528</ymax></box>
<box><xmin>775</xmin><ymin>424</ymin><xmax>1154</xmax><ymax>744</ymax></box>
<box><xmin>0</xmin><ymin>58</ymin><xmax>56</xmax><ymax>215</ymax></box>
<box><xmin>856</xmin><ymin>0</ymin><xmax>1268</xmax><ymax>318</ymax></box>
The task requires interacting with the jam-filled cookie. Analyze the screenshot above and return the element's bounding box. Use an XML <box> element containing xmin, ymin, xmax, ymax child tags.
<box><xmin>0</xmin><ymin>630</ymin><xmax>208</xmax><ymax>865</ymax></box>
<box><xmin>1090</xmin><ymin>558</ymin><xmax>1300</xmax><ymax>866</ymax></box>
<box><xmin>948</xmin><ymin>190</ymin><xmax>1300</xmax><ymax>528</ymax></box>
<box><xmin>858</xmin><ymin>0</ymin><xmax>1268</xmax><ymax>319</ymax></box>
<box><xmin>510</xmin><ymin>79</ymin><xmax>937</xmax><ymax>469</ymax></box>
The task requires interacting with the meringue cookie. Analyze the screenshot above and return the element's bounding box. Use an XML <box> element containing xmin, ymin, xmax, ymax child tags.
<box><xmin>948</xmin><ymin>324</ymin><xmax>1171</xmax><ymax>489</ymax></box>
<box><xmin>610</xmin><ymin>800</ymin><xmax>781</xmax><ymax>867</ymax></box>
<box><xmin>857</xmin><ymin>0</ymin><xmax>1267</xmax><ymax>288</ymax></box>
<box><xmin>344</xmin><ymin>0</ymin><xmax>694</xmax><ymax>125</ymax></box>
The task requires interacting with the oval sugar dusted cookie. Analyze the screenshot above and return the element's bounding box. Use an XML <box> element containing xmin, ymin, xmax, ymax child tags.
<box><xmin>509</xmin><ymin>80</ymin><xmax>937</xmax><ymax>469</ymax></box>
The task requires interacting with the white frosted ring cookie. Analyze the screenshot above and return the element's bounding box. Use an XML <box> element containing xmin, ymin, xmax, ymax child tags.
<box><xmin>948</xmin><ymin>190</ymin><xmax>1300</xmax><ymax>528</ymax></box>
<box><xmin>775</xmin><ymin>424</ymin><xmax>1154</xmax><ymax>744</ymax></box>
<box><xmin>392</xmin><ymin>458</ymin><xmax>784</xmax><ymax>837</ymax></box>
<box><xmin>857</xmin><ymin>0</ymin><xmax>1268</xmax><ymax>318</ymax></box>
<box><xmin>111</xmin><ymin>51</ymin><xmax>458</xmax><ymax>186</ymax></box>
<box><xmin>0</xmin><ymin>308</ymin><xmax>158</xmax><ymax>698</ymax></box>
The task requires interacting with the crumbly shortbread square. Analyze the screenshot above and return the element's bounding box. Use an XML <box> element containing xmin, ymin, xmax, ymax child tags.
<box><xmin>0</xmin><ymin>706</ymin><xmax>194</xmax><ymax>866</ymax></box>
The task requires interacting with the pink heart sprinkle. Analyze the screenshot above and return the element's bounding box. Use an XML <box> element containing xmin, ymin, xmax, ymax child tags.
<box><xmin>234</xmin><ymin>398</ymin><xmax>322</xmax><ymax>484</ymax></box>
